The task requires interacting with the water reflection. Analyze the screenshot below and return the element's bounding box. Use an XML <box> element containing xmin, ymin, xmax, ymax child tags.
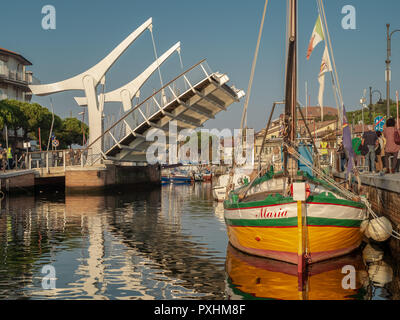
<box><xmin>226</xmin><ymin>242</ymin><xmax>397</xmax><ymax>300</ymax></box>
<box><xmin>0</xmin><ymin>183</ymin><xmax>398</xmax><ymax>300</ymax></box>
<box><xmin>0</xmin><ymin>184</ymin><xmax>227</xmax><ymax>300</ymax></box>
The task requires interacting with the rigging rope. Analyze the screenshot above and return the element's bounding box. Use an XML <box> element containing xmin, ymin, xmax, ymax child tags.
<box><xmin>240</xmin><ymin>0</ymin><xmax>269</xmax><ymax>131</ymax></box>
<box><xmin>225</xmin><ymin>0</ymin><xmax>269</xmax><ymax>199</ymax></box>
<box><xmin>283</xmin><ymin>141</ymin><xmax>400</xmax><ymax>240</ymax></box>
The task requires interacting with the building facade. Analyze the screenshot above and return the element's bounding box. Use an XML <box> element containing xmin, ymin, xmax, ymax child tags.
<box><xmin>0</xmin><ymin>47</ymin><xmax>38</xmax><ymax>102</ymax></box>
<box><xmin>0</xmin><ymin>47</ymin><xmax>39</xmax><ymax>150</ymax></box>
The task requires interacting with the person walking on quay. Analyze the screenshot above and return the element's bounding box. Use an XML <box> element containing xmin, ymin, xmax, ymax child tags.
<box><xmin>2</xmin><ymin>148</ymin><xmax>7</xmax><ymax>172</ymax></box>
<box><xmin>0</xmin><ymin>143</ymin><xmax>3</xmax><ymax>171</ymax></box>
<box><xmin>352</xmin><ymin>134</ymin><xmax>362</xmax><ymax>167</ymax></box>
<box><xmin>337</xmin><ymin>140</ymin><xmax>346</xmax><ymax>172</ymax></box>
<box><xmin>361</xmin><ymin>125</ymin><xmax>378</xmax><ymax>173</ymax></box>
<box><xmin>7</xmin><ymin>147</ymin><xmax>13</xmax><ymax>170</ymax></box>
<box><xmin>383</xmin><ymin>118</ymin><xmax>400</xmax><ymax>174</ymax></box>
<box><xmin>376</xmin><ymin>131</ymin><xmax>386</xmax><ymax>173</ymax></box>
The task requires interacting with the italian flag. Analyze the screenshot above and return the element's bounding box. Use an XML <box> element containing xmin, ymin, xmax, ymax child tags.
<box><xmin>307</xmin><ymin>16</ymin><xmax>324</xmax><ymax>60</ymax></box>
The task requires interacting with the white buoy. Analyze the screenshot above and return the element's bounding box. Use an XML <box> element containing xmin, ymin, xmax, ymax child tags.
<box><xmin>357</xmin><ymin>269</ymin><xmax>370</xmax><ymax>288</ymax></box>
<box><xmin>368</xmin><ymin>261</ymin><xmax>393</xmax><ymax>287</ymax></box>
<box><xmin>367</xmin><ymin>217</ymin><xmax>393</xmax><ymax>242</ymax></box>
<box><xmin>362</xmin><ymin>244</ymin><xmax>384</xmax><ymax>263</ymax></box>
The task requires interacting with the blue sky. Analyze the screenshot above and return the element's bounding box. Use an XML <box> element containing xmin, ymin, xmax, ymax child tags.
<box><xmin>2</xmin><ymin>0</ymin><xmax>400</xmax><ymax>131</ymax></box>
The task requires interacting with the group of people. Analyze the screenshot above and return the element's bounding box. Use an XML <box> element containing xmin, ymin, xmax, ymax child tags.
<box><xmin>340</xmin><ymin>118</ymin><xmax>400</xmax><ymax>174</ymax></box>
<box><xmin>0</xmin><ymin>143</ymin><xmax>27</xmax><ymax>171</ymax></box>
<box><xmin>0</xmin><ymin>143</ymin><xmax>13</xmax><ymax>171</ymax></box>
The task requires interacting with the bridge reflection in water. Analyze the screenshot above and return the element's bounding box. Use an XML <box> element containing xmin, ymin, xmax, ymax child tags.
<box><xmin>0</xmin><ymin>183</ymin><xmax>397</xmax><ymax>300</ymax></box>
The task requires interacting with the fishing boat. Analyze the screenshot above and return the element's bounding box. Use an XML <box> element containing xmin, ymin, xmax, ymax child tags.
<box><xmin>161</xmin><ymin>168</ymin><xmax>171</xmax><ymax>184</ymax></box>
<box><xmin>170</xmin><ymin>169</ymin><xmax>192</xmax><ymax>184</ymax></box>
<box><xmin>212</xmin><ymin>172</ymin><xmax>250</xmax><ymax>202</ymax></box>
<box><xmin>190</xmin><ymin>166</ymin><xmax>203</xmax><ymax>181</ymax></box>
<box><xmin>202</xmin><ymin>169</ymin><xmax>212</xmax><ymax>182</ymax></box>
<box><xmin>224</xmin><ymin>0</ymin><xmax>369</xmax><ymax>265</ymax></box>
<box><xmin>193</xmin><ymin>172</ymin><xmax>203</xmax><ymax>181</ymax></box>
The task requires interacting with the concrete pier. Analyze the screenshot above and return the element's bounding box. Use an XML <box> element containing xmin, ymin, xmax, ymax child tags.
<box><xmin>0</xmin><ymin>163</ymin><xmax>160</xmax><ymax>194</ymax></box>
<box><xmin>65</xmin><ymin>163</ymin><xmax>161</xmax><ymax>193</ymax></box>
<box><xmin>0</xmin><ymin>170</ymin><xmax>35</xmax><ymax>193</ymax></box>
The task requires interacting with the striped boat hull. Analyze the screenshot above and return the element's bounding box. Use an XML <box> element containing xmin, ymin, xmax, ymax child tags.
<box><xmin>224</xmin><ymin>201</ymin><xmax>366</xmax><ymax>264</ymax></box>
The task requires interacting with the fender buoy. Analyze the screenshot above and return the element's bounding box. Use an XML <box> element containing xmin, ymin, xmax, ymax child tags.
<box><xmin>367</xmin><ymin>217</ymin><xmax>393</xmax><ymax>242</ymax></box>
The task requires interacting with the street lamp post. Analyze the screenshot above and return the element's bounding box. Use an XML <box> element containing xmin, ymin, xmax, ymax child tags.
<box><xmin>386</xmin><ymin>24</ymin><xmax>400</xmax><ymax>118</ymax></box>
<box><xmin>369</xmin><ymin>87</ymin><xmax>384</xmax><ymax>123</ymax></box>
<box><xmin>360</xmin><ymin>97</ymin><xmax>368</xmax><ymax>135</ymax></box>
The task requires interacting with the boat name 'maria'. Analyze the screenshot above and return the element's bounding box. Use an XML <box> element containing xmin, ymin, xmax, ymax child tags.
<box><xmin>259</xmin><ymin>208</ymin><xmax>288</xmax><ymax>218</ymax></box>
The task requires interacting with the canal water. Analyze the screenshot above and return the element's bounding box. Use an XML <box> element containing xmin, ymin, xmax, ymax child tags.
<box><xmin>0</xmin><ymin>183</ymin><xmax>397</xmax><ymax>300</ymax></box>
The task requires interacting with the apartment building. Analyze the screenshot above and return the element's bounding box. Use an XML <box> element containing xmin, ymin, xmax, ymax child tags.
<box><xmin>0</xmin><ymin>47</ymin><xmax>38</xmax><ymax>102</ymax></box>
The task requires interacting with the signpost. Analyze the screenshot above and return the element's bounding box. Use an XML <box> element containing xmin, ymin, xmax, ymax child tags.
<box><xmin>374</xmin><ymin>116</ymin><xmax>386</xmax><ymax>132</ymax></box>
<box><xmin>52</xmin><ymin>139</ymin><xmax>59</xmax><ymax>149</ymax></box>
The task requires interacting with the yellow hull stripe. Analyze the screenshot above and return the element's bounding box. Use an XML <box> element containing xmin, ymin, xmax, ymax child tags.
<box><xmin>227</xmin><ymin>225</ymin><xmax>362</xmax><ymax>254</ymax></box>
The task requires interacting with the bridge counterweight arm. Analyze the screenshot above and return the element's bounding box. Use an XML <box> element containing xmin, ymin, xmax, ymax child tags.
<box><xmin>29</xmin><ymin>18</ymin><xmax>153</xmax><ymax>96</ymax></box>
<box><xmin>74</xmin><ymin>42</ymin><xmax>181</xmax><ymax>111</ymax></box>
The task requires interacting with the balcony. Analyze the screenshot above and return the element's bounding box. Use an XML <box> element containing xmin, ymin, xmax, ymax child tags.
<box><xmin>0</xmin><ymin>67</ymin><xmax>34</xmax><ymax>91</ymax></box>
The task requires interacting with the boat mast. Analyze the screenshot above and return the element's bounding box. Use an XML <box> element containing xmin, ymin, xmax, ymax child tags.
<box><xmin>283</xmin><ymin>0</ymin><xmax>297</xmax><ymax>177</ymax></box>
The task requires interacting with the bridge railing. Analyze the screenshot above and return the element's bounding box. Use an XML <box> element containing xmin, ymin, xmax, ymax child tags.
<box><xmin>100</xmin><ymin>60</ymin><xmax>214</xmax><ymax>155</ymax></box>
<box><xmin>24</xmin><ymin>148</ymin><xmax>98</xmax><ymax>172</ymax></box>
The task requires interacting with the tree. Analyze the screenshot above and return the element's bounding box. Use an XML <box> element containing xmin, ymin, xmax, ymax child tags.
<box><xmin>57</xmin><ymin>117</ymin><xmax>88</xmax><ymax>148</ymax></box>
<box><xmin>0</xmin><ymin>99</ymin><xmax>28</xmax><ymax>148</ymax></box>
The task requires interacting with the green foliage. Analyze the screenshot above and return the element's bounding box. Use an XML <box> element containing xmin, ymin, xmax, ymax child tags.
<box><xmin>346</xmin><ymin>100</ymin><xmax>398</xmax><ymax>125</ymax></box>
<box><xmin>0</xmin><ymin>99</ymin><xmax>88</xmax><ymax>148</ymax></box>
<box><xmin>57</xmin><ymin>117</ymin><xmax>88</xmax><ymax>148</ymax></box>
<box><xmin>0</xmin><ymin>99</ymin><xmax>26</xmax><ymax>131</ymax></box>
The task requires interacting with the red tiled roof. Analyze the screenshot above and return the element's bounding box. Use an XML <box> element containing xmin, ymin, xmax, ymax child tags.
<box><xmin>0</xmin><ymin>47</ymin><xmax>32</xmax><ymax>65</ymax></box>
<box><xmin>298</xmin><ymin>106</ymin><xmax>338</xmax><ymax>118</ymax></box>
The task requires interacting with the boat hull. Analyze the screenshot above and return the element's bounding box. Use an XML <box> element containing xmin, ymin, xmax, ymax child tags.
<box><xmin>212</xmin><ymin>186</ymin><xmax>226</xmax><ymax>202</ymax></box>
<box><xmin>170</xmin><ymin>176</ymin><xmax>192</xmax><ymax>184</ymax></box>
<box><xmin>224</xmin><ymin>200</ymin><xmax>365</xmax><ymax>264</ymax></box>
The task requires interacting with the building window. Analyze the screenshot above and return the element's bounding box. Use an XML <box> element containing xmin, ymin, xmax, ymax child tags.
<box><xmin>0</xmin><ymin>60</ymin><xmax>5</xmax><ymax>75</ymax></box>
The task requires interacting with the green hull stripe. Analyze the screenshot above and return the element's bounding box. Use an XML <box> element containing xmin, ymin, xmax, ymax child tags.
<box><xmin>225</xmin><ymin>217</ymin><xmax>362</xmax><ymax>228</ymax></box>
<box><xmin>224</xmin><ymin>198</ymin><xmax>364</xmax><ymax>210</ymax></box>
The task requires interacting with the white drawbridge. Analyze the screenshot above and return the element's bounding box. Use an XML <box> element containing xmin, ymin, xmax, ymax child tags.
<box><xmin>29</xmin><ymin>17</ymin><xmax>244</xmax><ymax>165</ymax></box>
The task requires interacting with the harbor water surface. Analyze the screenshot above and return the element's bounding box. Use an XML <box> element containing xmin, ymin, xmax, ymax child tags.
<box><xmin>0</xmin><ymin>183</ymin><xmax>397</xmax><ymax>300</ymax></box>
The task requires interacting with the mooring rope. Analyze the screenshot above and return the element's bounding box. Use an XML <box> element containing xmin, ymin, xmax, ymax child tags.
<box><xmin>283</xmin><ymin>141</ymin><xmax>400</xmax><ymax>240</ymax></box>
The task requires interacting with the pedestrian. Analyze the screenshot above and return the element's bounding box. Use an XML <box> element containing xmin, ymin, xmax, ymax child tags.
<box><xmin>383</xmin><ymin>118</ymin><xmax>400</xmax><ymax>174</ymax></box>
<box><xmin>396</xmin><ymin>149</ymin><xmax>400</xmax><ymax>173</ymax></box>
<box><xmin>375</xmin><ymin>131</ymin><xmax>386</xmax><ymax>173</ymax></box>
<box><xmin>7</xmin><ymin>147</ymin><xmax>14</xmax><ymax>170</ymax></box>
<box><xmin>361</xmin><ymin>125</ymin><xmax>378</xmax><ymax>173</ymax></box>
<box><xmin>18</xmin><ymin>152</ymin><xmax>26</xmax><ymax>169</ymax></box>
<box><xmin>2</xmin><ymin>148</ymin><xmax>7</xmax><ymax>172</ymax></box>
<box><xmin>337</xmin><ymin>140</ymin><xmax>346</xmax><ymax>172</ymax></box>
<box><xmin>320</xmin><ymin>140</ymin><xmax>328</xmax><ymax>163</ymax></box>
<box><xmin>0</xmin><ymin>143</ymin><xmax>3</xmax><ymax>170</ymax></box>
<box><xmin>352</xmin><ymin>135</ymin><xmax>362</xmax><ymax>167</ymax></box>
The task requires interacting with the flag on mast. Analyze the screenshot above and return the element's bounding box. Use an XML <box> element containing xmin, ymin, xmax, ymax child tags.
<box><xmin>307</xmin><ymin>16</ymin><xmax>325</xmax><ymax>60</ymax></box>
<box><xmin>318</xmin><ymin>46</ymin><xmax>332</xmax><ymax>121</ymax></box>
